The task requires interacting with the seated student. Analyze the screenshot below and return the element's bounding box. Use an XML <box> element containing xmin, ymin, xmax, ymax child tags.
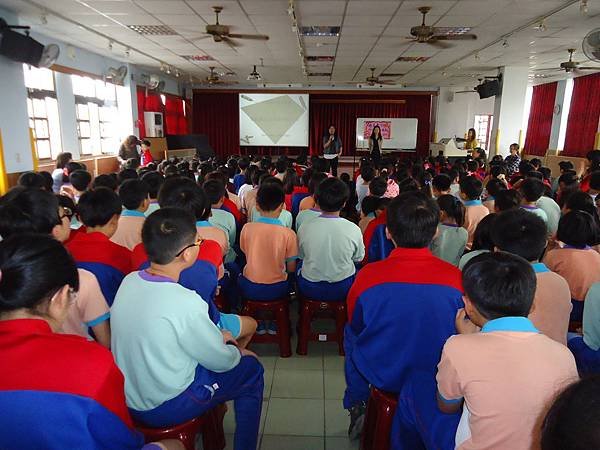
<box><xmin>447</xmin><ymin>168</ymin><xmax>461</xmax><ymax>198</ymax></box>
<box><xmin>66</xmin><ymin>187</ymin><xmax>132</xmax><ymax>306</ymax></box>
<box><xmin>519</xmin><ymin>177</ymin><xmax>548</xmax><ymax>223</ymax></box>
<box><xmin>238</xmin><ymin>165</ymin><xmax>257</xmax><ymax>203</ymax></box>
<box><xmin>355</xmin><ymin>164</ymin><xmax>376</xmax><ymax>212</ymax></box>
<box><xmin>295</xmin><ymin>172</ymin><xmax>328</xmax><ymax>232</ymax></box>
<box><xmin>92</xmin><ymin>174</ymin><xmax>118</xmax><ymax>192</ymax></box>
<box><xmin>432</xmin><ymin>174</ymin><xmax>452</xmax><ymax>199</ymax></box>
<box><xmin>557</xmin><ymin>171</ymin><xmax>580</xmax><ymax>208</ymax></box>
<box><xmin>111</xmin><ymin>209</ymin><xmax>264</xmax><ymax>450</ymax></box>
<box><xmin>431</xmin><ymin>195</ymin><xmax>468</xmax><ymax>266</ymax></box>
<box><xmin>544</xmin><ymin>211</ymin><xmax>600</xmax><ymax>322</ymax></box>
<box><xmin>297</xmin><ymin>172</ymin><xmax>326</xmax><ymax>214</ymax></box>
<box><xmin>234</xmin><ymin>156</ymin><xmax>250</xmax><ymax>194</ymax></box>
<box><xmin>588</xmin><ymin>171</ymin><xmax>600</xmax><ymax>205</ymax></box>
<box><xmin>17</xmin><ymin>171</ymin><xmax>46</xmax><ymax>190</ymax></box>
<box><xmin>251</xmin><ymin>177</ymin><xmax>294</xmax><ymax>229</ymax></box>
<box><xmin>536</xmin><ymin>192</ymin><xmax>561</xmax><ymax>238</ymax></box>
<box><xmin>460</xmin><ymin>175</ymin><xmax>489</xmax><ymax>250</ymax></box>
<box><xmin>140</xmin><ymin>139</ymin><xmax>154</xmax><ymax>167</ymax></box>
<box><xmin>358</xmin><ymin>196</ymin><xmax>380</xmax><ymax>235</ymax></box>
<box><xmin>61</xmin><ymin>169</ymin><xmax>92</xmax><ymax>203</ymax></box>
<box><xmin>494</xmin><ymin>188</ymin><xmax>522</xmax><ymax>212</ymax></box>
<box><xmin>274</xmin><ymin>156</ymin><xmax>287</xmax><ymax>181</ymax></box>
<box><xmin>117</xmin><ymin>168</ymin><xmax>138</xmax><ymax>185</ymax></box>
<box><xmin>0</xmin><ymin>234</ymin><xmax>182</xmax><ymax>450</ymax></box>
<box><xmin>204</xmin><ymin>179</ymin><xmax>237</xmax><ymax>264</ymax></box>
<box><xmin>392</xmin><ymin>252</ymin><xmax>578</xmax><ymax>450</ymax></box>
<box><xmin>492</xmin><ymin>209</ymin><xmax>572</xmax><ymax>345</ymax></box>
<box><xmin>297</xmin><ymin>178</ymin><xmax>365</xmax><ymax>302</ymax></box>
<box><xmin>483</xmin><ymin>178</ymin><xmax>506</xmax><ymax>213</ymax></box>
<box><xmin>458</xmin><ymin>213</ymin><xmax>497</xmax><ymax>270</ymax></box>
<box><xmin>567</xmin><ymin>283</ymin><xmax>600</xmax><ymax>374</ymax></box>
<box><xmin>111</xmin><ymin>179</ymin><xmax>150</xmax><ymax>251</ymax></box>
<box><xmin>141</xmin><ymin>171</ymin><xmax>164</xmax><ymax>216</ymax></box>
<box><xmin>0</xmin><ymin>188</ymin><xmax>110</xmax><ymax>348</ymax></box>
<box><xmin>368</xmin><ymin>176</ymin><xmax>388</xmax><ymax>198</ymax></box>
<box><xmin>239</xmin><ymin>182</ymin><xmax>298</xmax><ymax>315</ymax></box>
<box><xmin>345</xmin><ymin>191</ymin><xmax>463</xmax><ymax>439</ymax></box>
<box><xmin>241</xmin><ymin>169</ymin><xmax>265</xmax><ymax>219</ymax></box>
<box><xmin>204</xmin><ymin>171</ymin><xmax>243</xmax><ymax>224</ymax></box>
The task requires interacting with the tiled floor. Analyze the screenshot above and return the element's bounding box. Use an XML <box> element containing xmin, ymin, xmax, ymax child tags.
<box><xmin>217</xmin><ymin>311</ymin><xmax>359</xmax><ymax>450</ymax></box>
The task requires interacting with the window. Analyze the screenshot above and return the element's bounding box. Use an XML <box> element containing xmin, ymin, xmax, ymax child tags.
<box><xmin>72</xmin><ymin>75</ymin><xmax>119</xmax><ymax>155</ymax></box>
<box><xmin>23</xmin><ymin>65</ymin><xmax>62</xmax><ymax>160</ymax></box>
<box><xmin>474</xmin><ymin>114</ymin><xmax>494</xmax><ymax>152</ymax></box>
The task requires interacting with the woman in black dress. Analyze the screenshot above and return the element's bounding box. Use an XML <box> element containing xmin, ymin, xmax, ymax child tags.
<box><xmin>368</xmin><ymin>125</ymin><xmax>383</xmax><ymax>168</ymax></box>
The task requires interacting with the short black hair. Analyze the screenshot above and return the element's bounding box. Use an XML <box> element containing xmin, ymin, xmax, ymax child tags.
<box><xmin>492</xmin><ymin>209</ymin><xmax>547</xmax><ymax>261</ymax></box>
<box><xmin>77</xmin><ymin>187</ymin><xmax>122</xmax><ymax>227</ymax></box>
<box><xmin>92</xmin><ymin>174</ymin><xmax>118</xmax><ymax>191</ymax></box>
<box><xmin>0</xmin><ymin>189</ymin><xmax>60</xmax><ymax>238</ymax></box>
<box><xmin>386</xmin><ymin>191</ymin><xmax>439</xmax><ymax>248</ymax></box>
<box><xmin>520</xmin><ymin>178</ymin><xmax>545</xmax><ymax>202</ymax></box>
<box><xmin>69</xmin><ymin>170</ymin><xmax>92</xmax><ymax>192</ymax></box>
<box><xmin>142</xmin><ymin>139</ymin><xmax>151</xmax><ymax>147</ymax></box>
<box><xmin>257</xmin><ymin>182</ymin><xmax>285</xmax><ymax>212</ymax></box>
<box><xmin>66</xmin><ymin>161</ymin><xmax>84</xmax><ymax>175</ymax></box>
<box><xmin>557</xmin><ymin>211</ymin><xmax>600</xmax><ymax>249</ymax></box>
<box><xmin>141</xmin><ymin>171</ymin><xmax>164</xmax><ymax>199</ymax></box>
<box><xmin>558</xmin><ymin>161</ymin><xmax>574</xmax><ymax>172</ymax></box>
<box><xmin>437</xmin><ymin>194</ymin><xmax>465</xmax><ymax>227</ymax></box>
<box><xmin>275</xmin><ymin>157</ymin><xmax>288</xmax><ymax>174</ymax></box>
<box><xmin>589</xmin><ymin>171</ymin><xmax>600</xmax><ymax>191</ymax></box>
<box><xmin>117</xmin><ymin>168</ymin><xmax>138</xmax><ymax>185</ymax></box>
<box><xmin>18</xmin><ymin>171</ymin><xmax>45</xmax><ymax>189</ymax></box>
<box><xmin>238</xmin><ymin>156</ymin><xmax>250</xmax><ymax>170</ymax></box>
<box><xmin>463</xmin><ymin>251</ymin><xmax>536</xmax><ymax>320</ymax></box>
<box><xmin>142</xmin><ymin>207</ymin><xmax>197</xmax><ymax>265</ymax></box>
<box><xmin>472</xmin><ymin>213</ymin><xmax>497</xmax><ymax>251</ymax></box>
<box><xmin>158</xmin><ymin>177</ymin><xmax>210</xmax><ymax>221</ymax></box>
<box><xmin>495</xmin><ymin>189</ymin><xmax>522</xmax><ymax>212</ymax></box>
<box><xmin>119</xmin><ymin>179</ymin><xmax>150</xmax><ymax>210</ymax></box>
<box><xmin>369</xmin><ymin>177</ymin><xmax>388</xmax><ymax>197</ymax></box>
<box><xmin>361</xmin><ymin>196</ymin><xmax>380</xmax><ymax>216</ymax></box>
<box><xmin>203</xmin><ymin>179</ymin><xmax>226</xmax><ymax>205</ymax></box>
<box><xmin>0</xmin><ymin>234</ymin><xmax>79</xmax><ymax>313</ymax></box>
<box><xmin>485</xmin><ymin>179</ymin><xmax>507</xmax><ymax>198</ymax></box>
<box><xmin>459</xmin><ymin>176</ymin><xmax>483</xmax><ymax>200</ymax></box>
<box><xmin>360</xmin><ymin>165</ymin><xmax>376</xmax><ymax>183</ymax></box>
<box><xmin>432</xmin><ymin>174</ymin><xmax>451</xmax><ymax>192</ymax></box>
<box><xmin>315</xmin><ymin>177</ymin><xmax>349</xmax><ymax>212</ymax></box>
<box><xmin>541</xmin><ymin>376</ymin><xmax>600</xmax><ymax>450</ymax></box>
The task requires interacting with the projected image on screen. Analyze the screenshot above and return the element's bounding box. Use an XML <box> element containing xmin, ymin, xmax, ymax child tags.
<box><xmin>239</xmin><ymin>94</ymin><xmax>309</xmax><ymax>146</ymax></box>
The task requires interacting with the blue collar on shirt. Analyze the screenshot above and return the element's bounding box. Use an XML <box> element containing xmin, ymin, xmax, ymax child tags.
<box><xmin>196</xmin><ymin>220</ymin><xmax>212</xmax><ymax>227</ymax></box>
<box><xmin>463</xmin><ymin>200</ymin><xmax>482</xmax><ymax>206</ymax></box>
<box><xmin>481</xmin><ymin>317</ymin><xmax>539</xmax><ymax>333</ymax></box>
<box><xmin>484</xmin><ymin>196</ymin><xmax>495</xmax><ymax>202</ymax></box>
<box><xmin>138</xmin><ymin>270</ymin><xmax>176</xmax><ymax>283</ymax></box>
<box><xmin>563</xmin><ymin>244</ymin><xmax>592</xmax><ymax>250</ymax></box>
<box><xmin>256</xmin><ymin>217</ymin><xmax>283</xmax><ymax>226</ymax></box>
<box><xmin>121</xmin><ymin>209</ymin><xmax>146</xmax><ymax>217</ymax></box>
<box><xmin>319</xmin><ymin>213</ymin><xmax>341</xmax><ymax>218</ymax></box>
<box><xmin>531</xmin><ymin>262</ymin><xmax>549</xmax><ymax>273</ymax></box>
<box><xmin>521</xmin><ymin>205</ymin><xmax>538</xmax><ymax>211</ymax></box>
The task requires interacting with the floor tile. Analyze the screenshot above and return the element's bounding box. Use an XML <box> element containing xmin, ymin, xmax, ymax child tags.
<box><xmin>324</xmin><ymin>354</ymin><xmax>345</xmax><ymax>371</ymax></box>
<box><xmin>259</xmin><ymin>355</ymin><xmax>278</xmax><ymax>369</ymax></box>
<box><xmin>326</xmin><ymin>436</ymin><xmax>360</xmax><ymax>450</ymax></box>
<box><xmin>260</xmin><ymin>435</ymin><xmax>324</xmax><ymax>450</ymax></box>
<box><xmin>324</xmin><ymin>370</ymin><xmax>346</xmax><ymax>400</ymax></box>
<box><xmin>223</xmin><ymin>400</ymin><xmax>268</xmax><ymax>435</ymax></box>
<box><xmin>263</xmin><ymin>398</ymin><xmax>324</xmax><ymax>436</ymax></box>
<box><xmin>276</xmin><ymin>353</ymin><xmax>323</xmax><ymax>370</ymax></box>
<box><xmin>263</xmin><ymin>367</ymin><xmax>274</xmax><ymax>399</ymax></box>
<box><xmin>325</xmin><ymin>399</ymin><xmax>349</xmax><ymax>437</ymax></box>
<box><xmin>321</xmin><ymin>342</ymin><xmax>343</xmax><ymax>356</ymax></box>
<box><xmin>271</xmin><ymin>369</ymin><xmax>324</xmax><ymax>399</ymax></box>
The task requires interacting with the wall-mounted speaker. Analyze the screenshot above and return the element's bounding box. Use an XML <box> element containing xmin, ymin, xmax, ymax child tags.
<box><xmin>0</xmin><ymin>18</ymin><xmax>60</xmax><ymax>68</ymax></box>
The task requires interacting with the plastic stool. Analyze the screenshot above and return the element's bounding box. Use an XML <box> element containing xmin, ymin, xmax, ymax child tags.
<box><xmin>360</xmin><ymin>387</ymin><xmax>397</xmax><ymax>450</ymax></box>
<box><xmin>296</xmin><ymin>298</ymin><xmax>346</xmax><ymax>355</ymax></box>
<box><xmin>241</xmin><ymin>298</ymin><xmax>292</xmax><ymax>357</ymax></box>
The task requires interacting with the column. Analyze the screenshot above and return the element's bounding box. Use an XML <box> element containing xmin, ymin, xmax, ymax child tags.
<box><xmin>54</xmin><ymin>71</ymin><xmax>81</xmax><ymax>159</ymax></box>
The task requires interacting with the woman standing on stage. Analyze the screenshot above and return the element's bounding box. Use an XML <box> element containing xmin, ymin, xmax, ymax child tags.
<box><xmin>368</xmin><ymin>125</ymin><xmax>383</xmax><ymax>168</ymax></box>
<box><xmin>464</xmin><ymin>128</ymin><xmax>479</xmax><ymax>152</ymax></box>
<box><xmin>322</xmin><ymin>124</ymin><xmax>343</xmax><ymax>177</ymax></box>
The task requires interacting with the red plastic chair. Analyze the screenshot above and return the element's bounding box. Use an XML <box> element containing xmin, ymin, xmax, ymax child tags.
<box><xmin>296</xmin><ymin>298</ymin><xmax>346</xmax><ymax>355</ymax></box>
<box><xmin>241</xmin><ymin>298</ymin><xmax>292</xmax><ymax>357</ymax></box>
<box><xmin>360</xmin><ymin>387</ymin><xmax>398</xmax><ymax>450</ymax></box>
<box><xmin>135</xmin><ymin>405</ymin><xmax>226</xmax><ymax>450</ymax></box>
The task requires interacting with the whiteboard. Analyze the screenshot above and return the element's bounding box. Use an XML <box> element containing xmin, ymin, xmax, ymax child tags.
<box><xmin>355</xmin><ymin>118</ymin><xmax>418</xmax><ymax>150</ymax></box>
<box><xmin>239</xmin><ymin>93</ymin><xmax>309</xmax><ymax>146</ymax></box>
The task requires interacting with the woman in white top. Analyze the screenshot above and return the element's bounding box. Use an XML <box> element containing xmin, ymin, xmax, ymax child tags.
<box><xmin>51</xmin><ymin>152</ymin><xmax>72</xmax><ymax>193</ymax></box>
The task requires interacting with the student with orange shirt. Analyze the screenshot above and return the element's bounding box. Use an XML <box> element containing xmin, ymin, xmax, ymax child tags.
<box><xmin>544</xmin><ymin>210</ymin><xmax>600</xmax><ymax>322</ymax></box>
<box><xmin>110</xmin><ymin>179</ymin><xmax>149</xmax><ymax>251</ymax></box>
<box><xmin>460</xmin><ymin>175</ymin><xmax>489</xmax><ymax>250</ymax></box>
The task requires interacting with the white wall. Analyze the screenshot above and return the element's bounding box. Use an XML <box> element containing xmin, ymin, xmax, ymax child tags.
<box><xmin>435</xmin><ymin>87</ymin><xmax>494</xmax><ymax>141</ymax></box>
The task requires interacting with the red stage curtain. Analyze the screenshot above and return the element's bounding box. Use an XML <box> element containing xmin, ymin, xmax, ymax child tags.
<box><xmin>523</xmin><ymin>82</ymin><xmax>557</xmax><ymax>156</ymax></box>
<box><xmin>164</xmin><ymin>95</ymin><xmax>188</xmax><ymax>135</ymax></box>
<box><xmin>192</xmin><ymin>92</ymin><xmax>239</xmax><ymax>158</ymax></box>
<box><xmin>563</xmin><ymin>72</ymin><xmax>600</xmax><ymax>157</ymax></box>
<box><xmin>192</xmin><ymin>91</ymin><xmax>432</xmax><ymax>159</ymax></box>
<box><xmin>137</xmin><ymin>88</ymin><xmax>164</xmax><ymax>139</ymax></box>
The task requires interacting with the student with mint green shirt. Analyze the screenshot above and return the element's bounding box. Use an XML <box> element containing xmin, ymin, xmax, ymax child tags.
<box><xmin>295</xmin><ymin>207</ymin><xmax>321</xmax><ymax>232</ymax></box>
<box><xmin>252</xmin><ymin>206</ymin><xmax>293</xmax><ymax>229</ymax></box>
<box><xmin>431</xmin><ymin>195</ymin><xmax>468</xmax><ymax>266</ymax></box>
<box><xmin>204</xmin><ymin>179</ymin><xmax>237</xmax><ymax>263</ymax></box>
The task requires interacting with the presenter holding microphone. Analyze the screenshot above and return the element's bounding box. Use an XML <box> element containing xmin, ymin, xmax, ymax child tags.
<box><xmin>323</xmin><ymin>124</ymin><xmax>342</xmax><ymax>177</ymax></box>
<box><xmin>368</xmin><ymin>125</ymin><xmax>383</xmax><ymax>168</ymax></box>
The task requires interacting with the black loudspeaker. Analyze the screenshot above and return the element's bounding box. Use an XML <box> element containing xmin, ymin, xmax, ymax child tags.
<box><xmin>476</xmin><ymin>80</ymin><xmax>500</xmax><ymax>99</ymax></box>
<box><xmin>0</xmin><ymin>22</ymin><xmax>44</xmax><ymax>66</ymax></box>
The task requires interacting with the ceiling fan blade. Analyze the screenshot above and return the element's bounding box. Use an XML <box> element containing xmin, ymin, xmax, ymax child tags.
<box><xmin>379</xmin><ymin>80</ymin><xmax>397</xmax><ymax>85</ymax></box>
<box><xmin>221</xmin><ymin>36</ymin><xmax>240</xmax><ymax>51</ymax></box>
<box><xmin>227</xmin><ymin>33</ymin><xmax>269</xmax><ymax>41</ymax></box>
<box><xmin>455</xmin><ymin>90</ymin><xmax>476</xmax><ymax>93</ymax></box>
<box><xmin>426</xmin><ymin>39</ymin><xmax>452</xmax><ymax>49</ymax></box>
<box><xmin>195</xmin><ymin>35</ymin><xmax>212</xmax><ymax>41</ymax></box>
<box><xmin>534</xmin><ymin>67</ymin><xmax>561</xmax><ymax>71</ymax></box>
<box><xmin>434</xmin><ymin>34</ymin><xmax>477</xmax><ymax>41</ymax></box>
<box><xmin>577</xmin><ymin>66</ymin><xmax>600</xmax><ymax>70</ymax></box>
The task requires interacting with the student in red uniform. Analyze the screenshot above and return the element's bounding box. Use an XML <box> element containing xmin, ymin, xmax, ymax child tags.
<box><xmin>0</xmin><ymin>234</ymin><xmax>180</xmax><ymax>450</ymax></box>
<box><xmin>111</xmin><ymin>179</ymin><xmax>150</xmax><ymax>250</ymax></box>
<box><xmin>344</xmin><ymin>191</ymin><xmax>463</xmax><ymax>439</ymax></box>
<box><xmin>66</xmin><ymin>187</ymin><xmax>132</xmax><ymax>306</ymax></box>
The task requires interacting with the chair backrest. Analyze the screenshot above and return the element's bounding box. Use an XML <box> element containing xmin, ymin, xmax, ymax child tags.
<box><xmin>368</xmin><ymin>223</ymin><xmax>394</xmax><ymax>263</ymax></box>
<box><xmin>291</xmin><ymin>192</ymin><xmax>311</xmax><ymax>218</ymax></box>
<box><xmin>76</xmin><ymin>262</ymin><xmax>125</xmax><ymax>307</ymax></box>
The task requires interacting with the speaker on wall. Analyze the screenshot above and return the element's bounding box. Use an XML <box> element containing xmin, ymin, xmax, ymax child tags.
<box><xmin>476</xmin><ymin>79</ymin><xmax>500</xmax><ymax>99</ymax></box>
<box><xmin>0</xmin><ymin>18</ymin><xmax>60</xmax><ymax>68</ymax></box>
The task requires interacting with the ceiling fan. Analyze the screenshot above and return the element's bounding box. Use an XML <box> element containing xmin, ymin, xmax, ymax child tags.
<box><xmin>247</xmin><ymin>65</ymin><xmax>262</xmax><ymax>81</ymax></box>
<box><xmin>343</xmin><ymin>68</ymin><xmax>400</xmax><ymax>86</ymax></box>
<box><xmin>406</xmin><ymin>6</ymin><xmax>477</xmax><ymax>49</ymax></box>
<box><xmin>200</xmin><ymin>6</ymin><xmax>269</xmax><ymax>49</ymax></box>
<box><xmin>201</xmin><ymin>66</ymin><xmax>238</xmax><ymax>86</ymax></box>
<box><xmin>535</xmin><ymin>48</ymin><xmax>600</xmax><ymax>74</ymax></box>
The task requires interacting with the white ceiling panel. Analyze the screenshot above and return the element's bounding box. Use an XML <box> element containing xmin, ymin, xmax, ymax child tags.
<box><xmin>155</xmin><ymin>15</ymin><xmax>207</xmax><ymax>26</ymax></box>
<box><xmin>135</xmin><ymin>1</ymin><xmax>195</xmax><ymax>15</ymax></box>
<box><xmin>240</xmin><ymin>0</ymin><xmax>288</xmax><ymax>15</ymax></box>
<box><xmin>298</xmin><ymin>1</ymin><xmax>347</xmax><ymax>17</ymax></box>
<box><xmin>345</xmin><ymin>1</ymin><xmax>400</xmax><ymax>16</ymax></box>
